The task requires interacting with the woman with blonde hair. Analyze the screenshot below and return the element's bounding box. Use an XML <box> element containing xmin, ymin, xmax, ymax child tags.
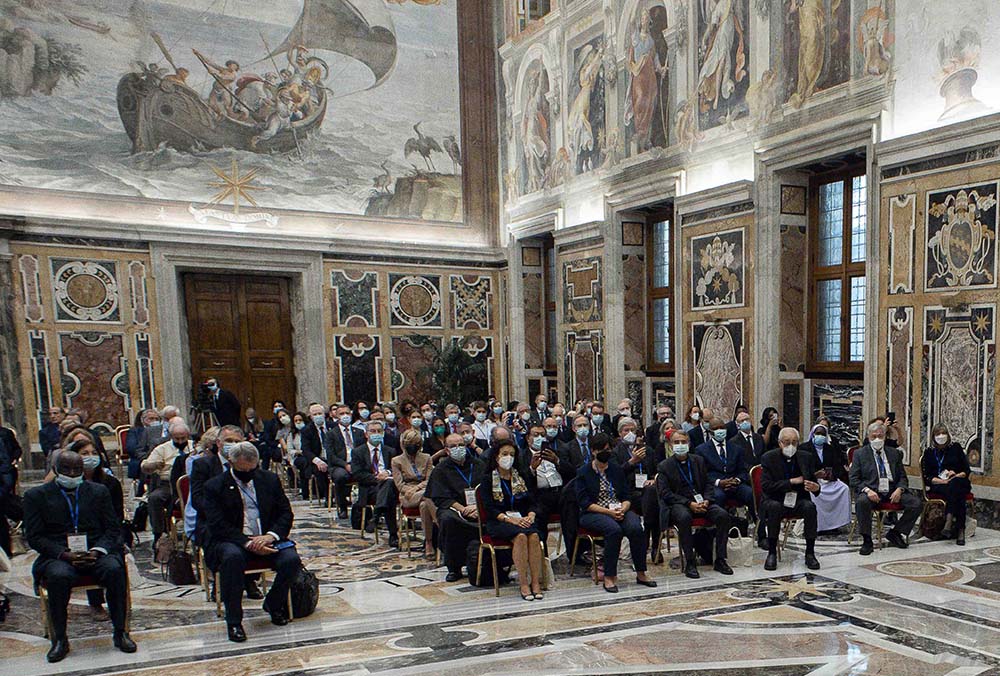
<box><xmin>391</xmin><ymin>428</ymin><xmax>437</xmax><ymax>559</ymax></box>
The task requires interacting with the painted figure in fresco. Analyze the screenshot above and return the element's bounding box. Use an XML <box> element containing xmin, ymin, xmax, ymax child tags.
<box><xmin>193</xmin><ymin>50</ymin><xmax>245</xmax><ymax>120</ymax></box>
<box><xmin>697</xmin><ymin>0</ymin><xmax>746</xmax><ymax>113</ymax></box>
<box><xmin>568</xmin><ymin>42</ymin><xmax>604</xmax><ymax>173</ymax></box>
<box><xmin>625</xmin><ymin>9</ymin><xmax>668</xmax><ymax>153</ymax></box>
<box><xmin>787</xmin><ymin>0</ymin><xmax>826</xmax><ymax>108</ymax></box>
<box><xmin>522</xmin><ymin>68</ymin><xmax>551</xmax><ymax>193</ymax></box>
<box><xmin>858</xmin><ymin>6</ymin><xmax>891</xmax><ymax>77</ymax></box>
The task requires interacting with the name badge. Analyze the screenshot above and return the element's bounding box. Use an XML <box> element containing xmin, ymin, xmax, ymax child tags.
<box><xmin>464</xmin><ymin>488</ymin><xmax>477</xmax><ymax>507</ymax></box>
<box><xmin>608</xmin><ymin>501</ymin><xmax>622</xmax><ymax>511</ymax></box>
<box><xmin>693</xmin><ymin>493</ymin><xmax>704</xmax><ymax>504</ymax></box>
<box><xmin>635</xmin><ymin>473</ymin><xmax>648</xmax><ymax>489</ymax></box>
<box><xmin>938</xmin><ymin>470</ymin><xmax>950</xmax><ymax>480</ymax></box>
<box><xmin>783</xmin><ymin>491</ymin><xmax>797</xmax><ymax>508</ymax></box>
<box><xmin>67</xmin><ymin>533</ymin><xmax>88</xmax><ymax>552</ymax></box>
<box><xmin>505</xmin><ymin>511</ymin><xmax>523</xmax><ymax>520</ymax></box>
<box><xmin>878</xmin><ymin>477</ymin><xmax>890</xmax><ymax>493</ymax></box>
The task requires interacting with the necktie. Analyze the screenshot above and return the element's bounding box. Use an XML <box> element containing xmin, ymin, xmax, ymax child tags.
<box><xmin>876</xmin><ymin>451</ymin><xmax>887</xmax><ymax>478</ymax></box>
<box><xmin>719</xmin><ymin>442</ymin><xmax>726</xmax><ymax>464</ymax></box>
<box><xmin>372</xmin><ymin>449</ymin><xmax>379</xmax><ymax>472</ymax></box>
<box><xmin>342</xmin><ymin>426</ymin><xmax>352</xmax><ymax>449</ymax></box>
<box><xmin>582</xmin><ymin>442</ymin><xmax>589</xmax><ymax>462</ymax></box>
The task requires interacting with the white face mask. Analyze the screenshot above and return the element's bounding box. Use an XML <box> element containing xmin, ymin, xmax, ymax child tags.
<box><xmin>623</xmin><ymin>431</ymin><xmax>636</xmax><ymax>445</ymax></box>
<box><xmin>672</xmin><ymin>444</ymin><xmax>689</xmax><ymax>457</ymax></box>
<box><xmin>498</xmin><ymin>455</ymin><xmax>515</xmax><ymax>470</ymax></box>
<box><xmin>691</xmin><ymin>412</ymin><xmax>701</xmax><ymax>422</ymax></box>
<box><xmin>781</xmin><ymin>444</ymin><xmax>796</xmax><ymax>458</ymax></box>
<box><xmin>934</xmin><ymin>434</ymin><xmax>949</xmax><ymax>445</ymax></box>
<box><xmin>279</xmin><ymin>415</ymin><xmax>291</xmax><ymax>426</ymax></box>
<box><xmin>870</xmin><ymin>438</ymin><xmax>885</xmax><ymax>451</ymax></box>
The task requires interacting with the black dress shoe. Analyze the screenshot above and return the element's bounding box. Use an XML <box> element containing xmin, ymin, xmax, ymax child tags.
<box><xmin>684</xmin><ymin>563</ymin><xmax>700</xmax><ymax>579</ymax></box>
<box><xmin>388</xmin><ymin>536</ymin><xmax>400</xmax><ymax>549</ymax></box>
<box><xmin>113</xmin><ymin>631</ymin><xmax>137</xmax><ymax>653</ymax></box>
<box><xmin>603</xmin><ymin>583</ymin><xmax>619</xmax><ymax>593</ymax></box>
<box><xmin>757</xmin><ymin>538</ymin><xmax>769</xmax><ymax>551</ymax></box>
<box><xmin>245</xmin><ymin>580</ymin><xmax>264</xmax><ymax>600</ymax></box>
<box><xmin>859</xmin><ymin>539</ymin><xmax>873</xmax><ymax>556</ymax></box>
<box><xmin>885</xmin><ymin>530</ymin><xmax>908</xmax><ymax>549</ymax></box>
<box><xmin>957</xmin><ymin>530</ymin><xmax>966</xmax><ymax>546</ymax></box>
<box><xmin>636</xmin><ymin>577</ymin><xmax>658</xmax><ymax>587</ymax></box>
<box><xmin>262</xmin><ymin>601</ymin><xmax>290</xmax><ymax>626</ymax></box>
<box><xmin>365</xmin><ymin>520</ymin><xmax>376</xmax><ymax>533</ymax></box>
<box><xmin>714</xmin><ymin>559</ymin><xmax>734</xmax><ymax>575</ymax></box>
<box><xmin>338</xmin><ymin>510</ymin><xmax>348</xmax><ymax>520</ymax></box>
<box><xmin>47</xmin><ymin>638</ymin><xmax>69</xmax><ymax>663</ymax></box>
<box><xmin>804</xmin><ymin>553</ymin><xmax>821</xmax><ymax>570</ymax></box>
<box><xmin>764</xmin><ymin>552</ymin><xmax>777</xmax><ymax>571</ymax></box>
<box><xmin>445</xmin><ymin>571</ymin><xmax>462</xmax><ymax>582</ymax></box>
<box><xmin>227</xmin><ymin>624</ymin><xmax>247</xmax><ymax>643</ymax></box>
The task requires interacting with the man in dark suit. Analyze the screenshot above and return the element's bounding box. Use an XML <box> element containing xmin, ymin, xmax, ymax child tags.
<box><xmin>350</xmin><ymin>419</ymin><xmax>399</xmax><ymax>547</ymax></box>
<box><xmin>729</xmin><ymin>410</ymin><xmax>766</xmax><ymax>467</ymax></box>
<box><xmin>589</xmin><ymin>402</ymin><xmax>616</xmax><ymax>438</ymax></box>
<box><xmin>202</xmin><ymin>442</ymin><xmax>300</xmax><ymax>642</ymax></box>
<box><xmin>760</xmin><ymin>427</ymin><xmax>821</xmax><ymax>571</ymax></box>
<box><xmin>557</xmin><ymin>414</ymin><xmax>595</xmax><ymax>561</ymax></box>
<box><xmin>205</xmin><ymin>377</ymin><xmax>241</xmax><ymax>427</ymax></box>
<box><xmin>848</xmin><ymin>421</ymin><xmax>922</xmax><ymax>555</ymax></box>
<box><xmin>426</xmin><ymin>433</ymin><xmax>485</xmax><ymax>581</ymax></box>
<box><xmin>696</xmin><ymin>418</ymin><xmax>754</xmax><ymax>514</ymax></box>
<box><xmin>261</xmin><ymin>400</ymin><xmax>287</xmax><ymax>467</ymax></box>
<box><xmin>724</xmin><ymin>404</ymin><xmax>749</xmax><ymax>440</ymax></box>
<box><xmin>686</xmin><ymin>406</ymin><xmax>713</xmax><ymax>450</ymax></box>
<box><xmin>39</xmin><ymin>406</ymin><xmax>65</xmax><ymax>457</ymax></box>
<box><xmin>190</xmin><ymin>425</ymin><xmax>244</xmax><ymax>544</ymax></box>
<box><xmin>528</xmin><ymin>394</ymin><xmax>549</xmax><ymax>426</ymax></box>
<box><xmin>23</xmin><ymin>451</ymin><xmax>136</xmax><ymax>662</ymax></box>
<box><xmin>0</xmin><ymin>424</ymin><xmax>22</xmax><ymax>557</ymax></box>
<box><xmin>298</xmin><ymin>403</ymin><xmax>332</xmax><ymax>501</ymax></box>
<box><xmin>327</xmin><ymin>404</ymin><xmax>363</xmax><ymax>517</ymax></box>
<box><xmin>657</xmin><ymin>429</ymin><xmax>733</xmax><ymax>578</ymax></box>
<box><xmin>551</xmin><ymin>403</ymin><xmax>574</xmax><ymax>443</ymax></box>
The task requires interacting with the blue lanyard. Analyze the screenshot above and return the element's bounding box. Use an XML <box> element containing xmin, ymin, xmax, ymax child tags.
<box><xmin>234</xmin><ymin>477</ymin><xmax>259</xmax><ymax>511</ymax></box>
<box><xmin>410</xmin><ymin>459</ymin><xmax>423</xmax><ymax>481</ymax></box>
<box><xmin>454</xmin><ymin>464</ymin><xmax>473</xmax><ymax>487</ymax></box>
<box><xmin>934</xmin><ymin>450</ymin><xmax>945</xmax><ymax>475</ymax></box>
<box><xmin>677</xmin><ymin>461</ymin><xmax>695</xmax><ymax>490</ymax></box>
<box><xmin>62</xmin><ymin>488</ymin><xmax>80</xmax><ymax>532</ymax></box>
<box><xmin>501</xmin><ymin>479</ymin><xmax>515</xmax><ymax>510</ymax></box>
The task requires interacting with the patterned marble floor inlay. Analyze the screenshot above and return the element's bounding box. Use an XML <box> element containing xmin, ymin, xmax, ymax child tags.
<box><xmin>4</xmin><ymin>497</ymin><xmax>1000</xmax><ymax>675</ymax></box>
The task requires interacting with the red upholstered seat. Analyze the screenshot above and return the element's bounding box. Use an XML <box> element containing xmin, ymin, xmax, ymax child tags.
<box><xmin>480</xmin><ymin>534</ymin><xmax>513</xmax><ymax>547</ymax></box>
<box><xmin>690</xmin><ymin>517</ymin><xmax>712</xmax><ymax>528</ymax></box>
<box><xmin>578</xmin><ymin>527</ymin><xmax>602</xmax><ymax>538</ymax></box>
<box><xmin>401</xmin><ymin>507</ymin><xmax>421</xmax><ymax>518</ymax></box>
<box><xmin>724</xmin><ymin>499</ymin><xmax>741</xmax><ymax>509</ymax></box>
<box><xmin>927</xmin><ymin>492</ymin><xmax>974</xmax><ymax>502</ymax></box>
<box><xmin>547</xmin><ymin>513</ymin><xmax>561</xmax><ymax>523</ymax></box>
<box><xmin>877</xmin><ymin>501</ymin><xmax>902</xmax><ymax>511</ymax></box>
<box><xmin>171</xmin><ymin>507</ymin><xmax>183</xmax><ymax>519</ymax></box>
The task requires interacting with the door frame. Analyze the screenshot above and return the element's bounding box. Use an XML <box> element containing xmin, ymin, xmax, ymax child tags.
<box><xmin>150</xmin><ymin>243</ymin><xmax>326</xmax><ymax>416</ymax></box>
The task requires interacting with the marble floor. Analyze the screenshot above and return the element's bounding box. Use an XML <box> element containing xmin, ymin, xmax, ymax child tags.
<box><xmin>4</xmin><ymin>496</ymin><xmax>1000</xmax><ymax>675</ymax></box>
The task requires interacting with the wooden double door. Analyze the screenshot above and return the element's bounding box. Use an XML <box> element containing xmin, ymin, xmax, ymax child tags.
<box><xmin>184</xmin><ymin>273</ymin><xmax>296</xmax><ymax>415</ymax></box>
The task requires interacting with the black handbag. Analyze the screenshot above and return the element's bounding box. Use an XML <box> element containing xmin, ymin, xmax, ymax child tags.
<box><xmin>132</xmin><ymin>501</ymin><xmax>148</xmax><ymax>532</ymax></box>
<box><xmin>289</xmin><ymin>566</ymin><xmax>319</xmax><ymax>618</ymax></box>
<box><xmin>167</xmin><ymin>550</ymin><xmax>198</xmax><ymax>585</ymax></box>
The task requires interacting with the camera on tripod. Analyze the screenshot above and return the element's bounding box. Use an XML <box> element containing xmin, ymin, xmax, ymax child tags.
<box><xmin>193</xmin><ymin>381</ymin><xmax>216</xmax><ymax>413</ymax></box>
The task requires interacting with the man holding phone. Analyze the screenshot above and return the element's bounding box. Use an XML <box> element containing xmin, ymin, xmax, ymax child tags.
<box><xmin>23</xmin><ymin>451</ymin><xmax>136</xmax><ymax>662</ymax></box>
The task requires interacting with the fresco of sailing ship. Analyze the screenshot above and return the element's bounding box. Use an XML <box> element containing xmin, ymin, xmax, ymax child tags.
<box><xmin>116</xmin><ymin>0</ymin><xmax>398</xmax><ymax>155</ymax></box>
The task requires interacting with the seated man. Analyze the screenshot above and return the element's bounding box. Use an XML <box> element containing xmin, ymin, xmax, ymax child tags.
<box><xmin>696</xmin><ymin>417</ymin><xmax>754</xmax><ymax>515</ymax></box>
<box><xmin>141</xmin><ymin>419</ymin><xmax>192</xmax><ymax>547</ymax></box>
<box><xmin>426</xmin><ymin>433</ymin><xmax>485</xmax><ymax>582</ymax></box>
<box><xmin>23</xmin><ymin>451</ymin><xmax>136</xmax><ymax>662</ymax></box>
<box><xmin>760</xmin><ymin>427</ymin><xmax>821</xmax><ymax>571</ymax></box>
<box><xmin>849</xmin><ymin>421</ymin><xmax>922</xmax><ymax>555</ymax></box>
<box><xmin>328</xmin><ymin>404</ymin><xmax>363</xmax><ymax>518</ymax></box>
<box><xmin>350</xmin><ymin>419</ymin><xmax>399</xmax><ymax>548</ymax></box>
<box><xmin>202</xmin><ymin>442</ymin><xmax>301</xmax><ymax>642</ymax></box>
<box><xmin>657</xmin><ymin>430</ymin><xmax>733</xmax><ymax>579</ymax></box>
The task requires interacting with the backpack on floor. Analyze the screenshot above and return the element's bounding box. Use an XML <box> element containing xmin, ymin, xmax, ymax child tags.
<box><xmin>466</xmin><ymin>540</ymin><xmax>512</xmax><ymax>587</ymax></box>
<box><xmin>289</xmin><ymin>566</ymin><xmax>319</xmax><ymax>618</ymax></box>
<box><xmin>131</xmin><ymin>501</ymin><xmax>148</xmax><ymax>532</ymax></box>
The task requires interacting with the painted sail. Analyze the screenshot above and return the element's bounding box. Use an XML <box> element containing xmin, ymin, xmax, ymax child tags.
<box><xmin>268</xmin><ymin>0</ymin><xmax>398</xmax><ymax>88</ymax></box>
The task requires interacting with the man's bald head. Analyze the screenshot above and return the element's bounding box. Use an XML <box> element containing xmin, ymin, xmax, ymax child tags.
<box><xmin>445</xmin><ymin>433</ymin><xmax>464</xmax><ymax>448</ymax></box>
<box><xmin>56</xmin><ymin>450</ymin><xmax>83</xmax><ymax>477</ymax></box>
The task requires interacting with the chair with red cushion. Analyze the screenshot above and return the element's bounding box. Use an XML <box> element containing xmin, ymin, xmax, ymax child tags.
<box><xmin>674</xmin><ymin>515</ymin><xmax>714</xmax><ymax>570</ymax></box>
<box><xmin>919</xmin><ymin>451</ymin><xmax>975</xmax><ymax>536</ymax></box>
<box><xmin>474</xmin><ymin>484</ymin><xmax>514</xmax><ymax>597</ymax></box>
<box><xmin>570</xmin><ymin>526</ymin><xmax>605</xmax><ymax>584</ymax></box>
<box><xmin>848</xmin><ymin>499</ymin><xmax>904</xmax><ymax>549</ymax></box>
<box><xmin>544</xmin><ymin>513</ymin><xmax>562</xmax><ymax>557</ymax></box>
<box><xmin>208</xmin><ymin>552</ymin><xmax>294</xmax><ymax>620</ymax></box>
<box><xmin>37</xmin><ymin>568</ymin><xmax>132</xmax><ymax>639</ymax></box>
<box><xmin>749</xmin><ymin>464</ymin><xmax>799</xmax><ymax>560</ymax></box>
<box><xmin>398</xmin><ymin>505</ymin><xmax>422</xmax><ymax>559</ymax></box>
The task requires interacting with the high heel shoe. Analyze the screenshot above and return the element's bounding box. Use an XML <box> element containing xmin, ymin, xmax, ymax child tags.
<box><xmin>532</xmin><ymin>590</ymin><xmax>544</xmax><ymax>600</ymax></box>
<box><xmin>521</xmin><ymin>589</ymin><xmax>535</xmax><ymax>601</ymax></box>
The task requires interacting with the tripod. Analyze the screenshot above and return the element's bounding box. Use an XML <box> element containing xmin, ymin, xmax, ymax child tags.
<box><xmin>191</xmin><ymin>408</ymin><xmax>218</xmax><ymax>436</ymax></box>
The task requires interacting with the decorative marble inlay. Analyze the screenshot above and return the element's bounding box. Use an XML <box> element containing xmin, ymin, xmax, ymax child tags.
<box><xmin>28</xmin><ymin>329</ymin><xmax>53</xmax><ymax>428</ymax></box>
<box><xmin>135</xmin><ymin>332</ymin><xmax>156</xmax><ymax>410</ymax></box>
<box><xmin>923</xmin><ymin>304</ymin><xmax>995</xmax><ymax>473</ymax></box>
<box><xmin>888</xmin><ymin>194</ymin><xmax>916</xmax><ymax>294</ymax></box>
<box><xmin>622</xmin><ymin>221</ymin><xmax>645</xmax><ymax>246</ymax></box>
<box><xmin>780</xmin><ymin>185</ymin><xmax>806</xmax><ymax>215</ymax></box>
<box><xmin>390</xmin><ymin>335</ymin><xmax>440</xmax><ymax>406</ymax></box>
<box><xmin>565</xmin><ymin>330</ymin><xmax>602</xmax><ymax>403</ymax></box>
<box><xmin>876</xmin><ymin>561</ymin><xmax>954</xmax><ymax>578</ymax></box>
<box><xmin>811</xmin><ymin>382</ymin><xmax>863</xmax><ymax>448</ymax></box>
<box><xmin>335</xmin><ymin>334</ymin><xmax>381</xmax><ymax>406</ymax></box>
<box><xmin>450</xmin><ymin>275</ymin><xmax>492</xmax><ymax>330</ymax></box>
<box><xmin>622</xmin><ymin>254</ymin><xmax>645</xmax><ymax>370</ymax></box>
<box><xmin>389</xmin><ymin>274</ymin><xmax>441</xmax><ymax>328</ymax></box>
<box><xmin>57</xmin><ymin>331</ymin><xmax>128</xmax><ymax>429</ymax></box>
<box><xmin>651</xmin><ymin>379</ymin><xmax>676</xmax><ymax>415</ymax></box>
<box><xmin>51</xmin><ymin>259</ymin><xmax>120</xmax><ymax>322</ymax></box>
<box><xmin>521</xmin><ymin>246</ymin><xmax>542</xmax><ymax>267</ymax></box>
<box><xmin>925</xmin><ymin>183</ymin><xmax>998</xmax><ymax>291</ymax></box>
<box><xmin>782</xmin><ymin>382</ymin><xmax>801</xmax><ymax>431</ymax></box>
<box><xmin>331</xmin><ymin>269</ymin><xmax>379</xmax><ymax>328</ymax></box>
<box><xmin>563</xmin><ymin>256</ymin><xmax>603</xmax><ymax>324</ymax></box>
<box><xmin>886</xmin><ymin>307</ymin><xmax>914</xmax><ymax>463</ymax></box>
<box><xmin>522</xmin><ymin>273</ymin><xmax>544</xmax><ymax>370</ymax></box>
<box><xmin>17</xmin><ymin>254</ymin><xmax>43</xmax><ymax>322</ymax></box>
<box><xmin>692</xmin><ymin>321</ymin><xmax>743</xmax><ymax>419</ymax></box>
<box><xmin>627</xmin><ymin>378</ymin><xmax>644</xmax><ymax>423</ymax></box>
<box><xmin>779</xmin><ymin>225</ymin><xmax>806</xmax><ymax>372</ymax></box>
<box><xmin>691</xmin><ymin>228</ymin><xmax>745</xmax><ymax>310</ymax></box>
<box><xmin>455</xmin><ymin>335</ymin><xmax>494</xmax><ymax>395</ymax></box>
<box><xmin>127</xmin><ymin>260</ymin><xmax>150</xmax><ymax>326</ymax></box>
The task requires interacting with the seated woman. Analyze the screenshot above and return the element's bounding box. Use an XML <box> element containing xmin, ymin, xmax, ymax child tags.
<box><xmin>72</xmin><ymin>437</ymin><xmax>125</xmax><ymax>622</ymax></box>
<box><xmin>281</xmin><ymin>412</ymin><xmax>306</xmax><ymax>488</ymax></box>
<box><xmin>799</xmin><ymin>423</ymin><xmax>851</xmax><ymax>534</ymax></box>
<box><xmin>481</xmin><ymin>443</ymin><xmax>544</xmax><ymax>600</ymax></box>
<box><xmin>575</xmin><ymin>433</ymin><xmax>656</xmax><ymax>593</ymax></box>
<box><xmin>922</xmin><ymin>423</ymin><xmax>972</xmax><ymax>545</ymax></box>
<box><xmin>423</xmin><ymin>416</ymin><xmax>448</xmax><ymax>460</ymax></box>
<box><xmin>392</xmin><ymin>429</ymin><xmax>437</xmax><ymax>559</ymax></box>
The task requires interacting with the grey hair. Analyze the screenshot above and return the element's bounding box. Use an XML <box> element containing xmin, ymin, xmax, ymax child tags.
<box><xmin>777</xmin><ymin>426</ymin><xmax>800</xmax><ymax>445</ymax></box>
<box><xmin>168</xmin><ymin>419</ymin><xmax>190</xmax><ymax>434</ymax></box>
<box><xmin>229</xmin><ymin>441</ymin><xmax>259</xmax><ymax>464</ymax></box>
<box><xmin>867</xmin><ymin>421</ymin><xmax>887</xmax><ymax>437</ymax></box>
<box><xmin>617</xmin><ymin>416</ymin><xmax>637</xmax><ymax>431</ymax></box>
<box><xmin>366</xmin><ymin>419</ymin><xmax>385</xmax><ymax>432</ymax></box>
<box><xmin>161</xmin><ymin>405</ymin><xmax>180</xmax><ymax>419</ymax></box>
<box><xmin>198</xmin><ymin>426</ymin><xmax>221</xmax><ymax>453</ymax></box>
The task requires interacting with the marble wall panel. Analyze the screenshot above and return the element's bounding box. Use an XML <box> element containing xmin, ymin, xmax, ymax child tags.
<box><xmin>390</xmin><ymin>335</ymin><xmax>439</xmax><ymax>407</ymax></box>
<box><xmin>57</xmin><ymin>331</ymin><xmax>128</xmax><ymax>433</ymax></box>
<box><xmin>389</xmin><ymin>274</ymin><xmax>442</xmax><ymax>328</ymax></box>
<box><xmin>331</xmin><ymin>270</ymin><xmax>379</xmax><ymax>328</ymax></box>
<box><xmin>886</xmin><ymin>307</ymin><xmax>914</xmax><ymax>462</ymax></box>
<box><xmin>565</xmin><ymin>330</ymin><xmax>602</xmax><ymax>404</ymax></box>
<box><xmin>811</xmin><ymin>382</ymin><xmax>864</xmax><ymax>448</ymax></box>
<box><xmin>563</xmin><ymin>256</ymin><xmax>603</xmax><ymax>324</ymax></box>
<box><xmin>28</xmin><ymin>329</ymin><xmax>53</xmax><ymax>430</ymax></box>
<box><xmin>782</xmin><ymin>381</ymin><xmax>801</xmax><ymax>432</ymax></box>
<box><xmin>134</xmin><ymin>332</ymin><xmax>156</xmax><ymax>411</ymax></box>
<box><xmin>522</xmin><ymin>272</ymin><xmax>544</xmax><ymax>370</ymax></box>
<box><xmin>335</xmin><ymin>334</ymin><xmax>382</xmax><ymax>408</ymax></box>
<box><xmin>627</xmin><ymin>378</ymin><xmax>644</xmax><ymax>423</ymax></box>
<box><xmin>692</xmin><ymin>320</ymin><xmax>743</xmax><ymax>420</ymax></box>
<box><xmin>925</xmin><ymin>183</ymin><xmax>998</xmax><ymax>291</ymax></box>
<box><xmin>50</xmin><ymin>259</ymin><xmax>120</xmax><ymax>323</ymax></box>
<box><xmin>780</xmin><ymin>225</ymin><xmax>807</xmax><ymax>372</ymax></box>
<box><xmin>127</xmin><ymin>260</ymin><xmax>150</xmax><ymax>327</ymax></box>
<box><xmin>17</xmin><ymin>255</ymin><xmax>43</xmax><ymax>323</ymax></box>
<box><xmin>691</xmin><ymin>228</ymin><xmax>745</xmax><ymax>310</ymax></box>
<box><xmin>622</xmin><ymin>254</ymin><xmax>645</xmax><ymax>370</ymax></box>
<box><xmin>922</xmin><ymin>304</ymin><xmax>995</xmax><ymax>473</ymax></box>
<box><xmin>450</xmin><ymin>275</ymin><xmax>493</xmax><ymax>330</ymax></box>
<box><xmin>888</xmin><ymin>194</ymin><xmax>916</xmax><ymax>295</ymax></box>
<box><xmin>455</xmin><ymin>336</ymin><xmax>495</xmax><ymax>400</ymax></box>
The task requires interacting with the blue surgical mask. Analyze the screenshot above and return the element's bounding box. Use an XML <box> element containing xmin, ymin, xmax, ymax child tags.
<box><xmin>448</xmin><ymin>413</ymin><xmax>459</xmax><ymax>424</ymax></box>
<box><xmin>295</xmin><ymin>421</ymin><xmax>306</xmax><ymax>430</ymax></box>
<box><xmin>575</xmin><ymin>427</ymin><xmax>589</xmax><ymax>440</ymax></box>
<box><xmin>537</xmin><ymin>401</ymin><xmax>547</xmax><ymax>410</ymax></box>
<box><xmin>476</xmin><ymin>412</ymin><xmax>487</xmax><ymax>422</ymax></box>
<box><xmin>56</xmin><ymin>473</ymin><xmax>84</xmax><ymax>490</ymax></box>
<box><xmin>369</xmin><ymin>433</ymin><xmax>383</xmax><ymax>445</ymax></box>
<box><xmin>713</xmin><ymin>429</ymin><xmax>728</xmax><ymax>442</ymax></box>
<box><xmin>359</xmin><ymin>408</ymin><xmax>370</xmax><ymax>420</ymax></box>
<box><xmin>546</xmin><ymin>427</ymin><xmax>558</xmax><ymax>438</ymax></box>
<box><xmin>221</xmin><ymin>442</ymin><xmax>237</xmax><ymax>459</ymax></box>
<box><xmin>813</xmin><ymin>434</ymin><xmax>828</xmax><ymax>446</ymax></box>
<box><xmin>738</xmin><ymin>421</ymin><xmax>752</xmax><ymax>432</ymax></box>
<box><xmin>592</xmin><ymin>414</ymin><xmax>604</xmax><ymax>426</ymax></box>
<box><xmin>492</xmin><ymin>406</ymin><xmax>503</xmax><ymax>415</ymax></box>
<box><xmin>339</xmin><ymin>414</ymin><xmax>352</xmax><ymax>426</ymax></box>
<box><xmin>531</xmin><ymin>436</ymin><xmax>544</xmax><ymax>450</ymax></box>
<box><xmin>449</xmin><ymin>446</ymin><xmax>467</xmax><ymax>463</ymax></box>
<box><xmin>82</xmin><ymin>455</ymin><xmax>101</xmax><ymax>471</ymax></box>
<box><xmin>312</xmin><ymin>414</ymin><xmax>326</xmax><ymax>427</ymax></box>
<box><xmin>672</xmin><ymin>444</ymin><xmax>689</xmax><ymax>458</ymax></box>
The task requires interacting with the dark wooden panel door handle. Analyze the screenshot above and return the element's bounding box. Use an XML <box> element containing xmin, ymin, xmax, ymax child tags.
<box><xmin>260</xmin><ymin>361</ymin><xmax>274</xmax><ymax>367</ymax></box>
<box><xmin>212</xmin><ymin>361</ymin><xmax>225</xmax><ymax>367</ymax></box>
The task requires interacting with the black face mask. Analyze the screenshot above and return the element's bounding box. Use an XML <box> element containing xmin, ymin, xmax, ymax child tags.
<box><xmin>595</xmin><ymin>450</ymin><xmax>612</xmax><ymax>463</ymax></box>
<box><xmin>233</xmin><ymin>468</ymin><xmax>256</xmax><ymax>482</ymax></box>
<box><xmin>174</xmin><ymin>440</ymin><xmax>188</xmax><ymax>450</ymax></box>
<box><xmin>405</xmin><ymin>444</ymin><xmax>420</xmax><ymax>455</ymax></box>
